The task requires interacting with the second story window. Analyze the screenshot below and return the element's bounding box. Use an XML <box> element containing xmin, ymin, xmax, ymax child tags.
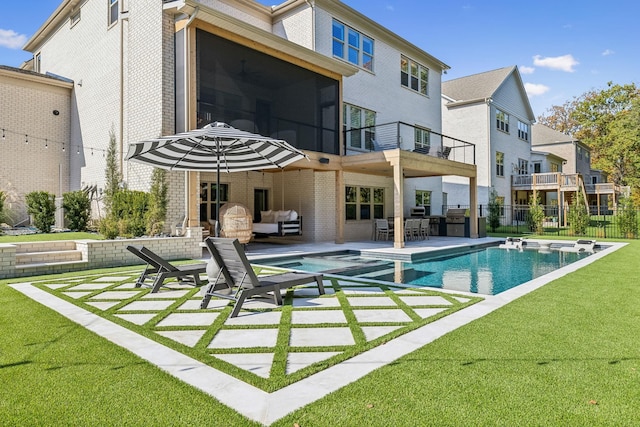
<box><xmin>108</xmin><ymin>0</ymin><xmax>119</xmax><ymax>27</ymax></box>
<box><xmin>401</xmin><ymin>56</ymin><xmax>429</xmax><ymax>96</ymax></box>
<box><xmin>517</xmin><ymin>121</ymin><xmax>529</xmax><ymax>141</ymax></box>
<box><xmin>496</xmin><ymin>109</ymin><xmax>509</xmax><ymax>133</ymax></box>
<box><xmin>332</xmin><ymin>20</ymin><xmax>374</xmax><ymax>71</ymax></box>
<box><xmin>70</xmin><ymin>10</ymin><xmax>81</xmax><ymax>27</ymax></box>
<box><xmin>496</xmin><ymin>151</ymin><xmax>504</xmax><ymax>177</ymax></box>
<box><xmin>344</xmin><ymin>104</ymin><xmax>376</xmax><ymax>150</ymax></box>
<box><xmin>577</xmin><ymin>146</ymin><xmax>583</xmax><ymax>160</ymax></box>
<box><xmin>518</xmin><ymin>158</ymin><xmax>529</xmax><ymax>175</ymax></box>
<box><xmin>34</xmin><ymin>53</ymin><xmax>41</xmax><ymax>73</ymax></box>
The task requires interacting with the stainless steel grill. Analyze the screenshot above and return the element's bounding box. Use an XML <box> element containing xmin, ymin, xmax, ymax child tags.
<box><xmin>446</xmin><ymin>208</ymin><xmax>466</xmax><ymax>237</ymax></box>
<box><xmin>410</xmin><ymin>206</ymin><xmax>426</xmax><ymax>218</ymax></box>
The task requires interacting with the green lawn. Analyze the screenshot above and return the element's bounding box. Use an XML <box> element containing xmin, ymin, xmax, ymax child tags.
<box><xmin>0</xmin><ymin>231</ymin><xmax>103</xmax><ymax>243</ymax></box>
<box><xmin>2</xmin><ymin>239</ymin><xmax>639</xmax><ymax>426</ymax></box>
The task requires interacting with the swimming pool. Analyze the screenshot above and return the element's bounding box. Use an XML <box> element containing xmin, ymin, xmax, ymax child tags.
<box><xmin>255</xmin><ymin>246</ymin><xmax>592</xmax><ymax>295</ymax></box>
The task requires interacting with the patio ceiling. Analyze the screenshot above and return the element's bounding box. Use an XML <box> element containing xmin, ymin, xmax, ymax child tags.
<box><xmin>266</xmin><ymin>149</ymin><xmax>476</xmax><ymax>179</ymax></box>
<box><xmin>337</xmin><ymin>149</ymin><xmax>476</xmax><ymax>179</ymax></box>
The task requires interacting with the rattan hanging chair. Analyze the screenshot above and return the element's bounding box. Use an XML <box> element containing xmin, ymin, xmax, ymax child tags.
<box><xmin>219</xmin><ymin>203</ymin><xmax>253</xmax><ymax>244</ymax></box>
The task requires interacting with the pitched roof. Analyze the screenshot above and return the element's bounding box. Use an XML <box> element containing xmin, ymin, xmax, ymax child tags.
<box><xmin>532</xmin><ymin>123</ymin><xmax>578</xmax><ymax>145</ymax></box>
<box><xmin>0</xmin><ymin>65</ymin><xmax>74</xmax><ymax>87</ymax></box>
<box><xmin>442</xmin><ymin>66</ymin><xmax>515</xmax><ymax>102</ymax></box>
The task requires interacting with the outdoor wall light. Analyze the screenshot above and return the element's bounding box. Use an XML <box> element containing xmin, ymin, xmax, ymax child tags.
<box><xmin>53</xmin><ymin>110</ymin><xmax>59</xmax><ymax>115</ymax></box>
<box><xmin>319</xmin><ymin>157</ymin><xmax>330</xmax><ymax>164</ymax></box>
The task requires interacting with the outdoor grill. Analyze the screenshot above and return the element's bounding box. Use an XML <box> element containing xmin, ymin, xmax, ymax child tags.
<box><xmin>410</xmin><ymin>206</ymin><xmax>427</xmax><ymax>218</ymax></box>
<box><xmin>446</xmin><ymin>208</ymin><xmax>467</xmax><ymax>237</ymax></box>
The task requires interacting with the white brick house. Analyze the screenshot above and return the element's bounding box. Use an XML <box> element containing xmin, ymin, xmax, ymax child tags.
<box><xmin>11</xmin><ymin>0</ymin><xmax>479</xmax><ymax>247</ymax></box>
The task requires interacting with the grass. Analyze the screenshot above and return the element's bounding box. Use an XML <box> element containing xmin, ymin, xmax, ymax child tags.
<box><xmin>2</xmin><ymin>239</ymin><xmax>639</xmax><ymax>425</ymax></box>
<box><xmin>0</xmin><ymin>231</ymin><xmax>103</xmax><ymax>243</ymax></box>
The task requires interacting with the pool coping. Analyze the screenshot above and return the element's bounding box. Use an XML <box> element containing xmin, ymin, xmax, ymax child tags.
<box><xmin>9</xmin><ymin>239</ymin><xmax>626</xmax><ymax>426</ymax></box>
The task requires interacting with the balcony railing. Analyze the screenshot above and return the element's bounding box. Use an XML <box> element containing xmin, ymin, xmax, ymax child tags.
<box><xmin>512</xmin><ymin>173</ymin><xmax>580</xmax><ymax>189</ymax></box>
<box><xmin>343</xmin><ymin>121</ymin><xmax>476</xmax><ymax>165</ymax></box>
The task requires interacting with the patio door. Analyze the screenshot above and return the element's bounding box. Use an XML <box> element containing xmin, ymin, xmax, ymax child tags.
<box><xmin>254</xmin><ymin>189</ymin><xmax>269</xmax><ymax>222</ymax></box>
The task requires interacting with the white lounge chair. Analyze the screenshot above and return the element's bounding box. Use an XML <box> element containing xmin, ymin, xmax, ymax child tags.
<box><xmin>499</xmin><ymin>237</ymin><xmax>524</xmax><ymax>250</ymax></box>
<box><xmin>559</xmin><ymin>239</ymin><xmax>596</xmax><ymax>253</ymax></box>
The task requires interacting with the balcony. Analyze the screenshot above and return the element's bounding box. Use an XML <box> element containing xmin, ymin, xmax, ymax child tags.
<box><xmin>343</xmin><ymin>121</ymin><xmax>475</xmax><ymax>166</ymax></box>
<box><xmin>512</xmin><ymin>173</ymin><xmax>580</xmax><ymax>191</ymax></box>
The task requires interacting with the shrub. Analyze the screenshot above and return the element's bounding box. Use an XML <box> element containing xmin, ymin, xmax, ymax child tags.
<box><xmin>25</xmin><ymin>191</ymin><xmax>56</xmax><ymax>233</ymax></box>
<box><xmin>526</xmin><ymin>193</ymin><xmax>544</xmax><ymax>234</ymax></box>
<box><xmin>617</xmin><ymin>197</ymin><xmax>638</xmax><ymax>238</ymax></box>
<box><xmin>0</xmin><ymin>190</ymin><xmax>6</xmax><ymax>224</ymax></box>
<box><xmin>63</xmin><ymin>190</ymin><xmax>91</xmax><ymax>231</ymax></box>
<box><xmin>487</xmin><ymin>187</ymin><xmax>501</xmax><ymax>232</ymax></box>
<box><xmin>145</xmin><ymin>168</ymin><xmax>168</xmax><ymax>236</ymax></box>
<box><xmin>567</xmin><ymin>190</ymin><xmax>589</xmax><ymax>235</ymax></box>
<box><xmin>98</xmin><ymin>217</ymin><xmax>119</xmax><ymax>239</ymax></box>
<box><xmin>110</xmin><ymin>189</ymin><xmax>150</xmax><ymax>237</ymax></box>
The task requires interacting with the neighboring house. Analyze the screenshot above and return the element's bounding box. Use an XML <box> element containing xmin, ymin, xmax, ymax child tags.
<box><xmin>441</xmin><ymin>66</ymin><xmax>535</xmax><ymax>210</ymax></box>
<box><xmin>0</xmin><ymin>65</ymin><xmax>72</xmax><ymax>225</ymax></box>
<box><xmin>531</xmin><ymin>123</ymin><xmax>628</xmax><ymax>214</ymax></box>
<box><xmin>11</xmin><ymin>0</ymin><xmax>479</xmax><ymax>247</ymax></box>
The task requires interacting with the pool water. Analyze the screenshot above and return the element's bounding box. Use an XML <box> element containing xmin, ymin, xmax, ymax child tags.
<box><xmin>256</xmin><ymin>247</ymin><xmax>591</xmax><ymax>295</ymax></box>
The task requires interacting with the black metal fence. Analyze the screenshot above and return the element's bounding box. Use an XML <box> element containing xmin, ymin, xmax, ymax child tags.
<box><xmin>444</xmin><ymin>204</ymin><xmax>639</xmax><ymax>239</ymax></box>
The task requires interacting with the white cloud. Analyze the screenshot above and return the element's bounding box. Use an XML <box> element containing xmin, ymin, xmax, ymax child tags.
<box><xmin>533</xmin><ymin>54</ymin><xmax>579</xmax><ymax>72</ymax></box>
<box><xmin>0</xmin><ymin>29</ymin><xmax>27</xmax><ymax>49</ymax></box>
<box><xmin>524</xmin><ymin>83</ymin><xmax>550</xmax><ymax>97</ymax></box>
<box><xmin>602</xmin><ymin>49</ymin><xmax>614</xmax><ymax>56</ymax></box>
<box><xmin>519</xmin><ymin>66</ymin><xmax>535</xmax><ymax>74</ymax></box>
<box><xmin>386</xmin><ymin>5</ymin><xmax>395</xmax><ymax>11</ymax></box>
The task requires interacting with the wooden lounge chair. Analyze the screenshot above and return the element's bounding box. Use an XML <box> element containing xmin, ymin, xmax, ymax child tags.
<box><xmin>126</xmin><ymin>245</ymin><xmax>206</xmax><ymax>293</ymax></box>
<box><xmin>201</xmin><ymin>237</ymin><xmax>324</xmax><ymax>317</ymax></box>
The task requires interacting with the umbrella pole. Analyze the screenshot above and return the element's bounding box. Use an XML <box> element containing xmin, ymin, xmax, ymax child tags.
<box><xmin>216</xmin><ymin>138</ymin><xmax>221</xmax><ymax>237</ymax></box>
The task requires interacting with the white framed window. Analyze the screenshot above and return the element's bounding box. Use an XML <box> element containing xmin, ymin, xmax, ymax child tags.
<box><xmin>551</xmin><ymin>163</ymin><xmax>559</xmax><ymax>172</ymax></box>
<box><xmin>496</xmin><ymin>196</ymin><xmax>505</xmax><ymax>216</ymax></box>
<box><xmin>496</xmin><ymin>109</ymin><xmax>509</xmax><ymax>133</ymax></box>
<box><xmin>332</xmin><ymin>20</ymin><xmax>374</xmax><ymax>71</ymax></box>
<box><xmin>344</xmin><ymin>103</ymin><xmax>376</xmax><ymax>150</ymax></box>
<box><xmin>34</xmin><ymin>52</ymin><xmax>41</xmax><ymax>73</ymax></box>
<box><xmin>577</xmin><ymin>146</ymin><xmax>583</xmax><ymax>160</ymax></box>
<box><xmin>517</xmin><ymin>121</ymin><xmax>529</xmax><ymax>141</ymax></box>
<box><xmin>346</xmin><ymin>186</ymin><xmax>384</xmax><ymax>220</ymax></box>
<box><xmin>496</xmin><ymin>151</ymin><xmax>504</xmax><ymax>177</ymax></box>
<box><xmin>108</xmin><ymin>0</ymin><xmax>119</xmax><ymax>27</ymax></box>
<box><xmin>414</xmin><ymin>127</ymin><xmax>430</xmax><ymax>152</ymax></box>
<box><xmin>401</xmin><ymin>56</ymin><xmax>429</xmax><ymax>96</ymax></box>
<box><xmin>517</xmin><ymin>158</ymin><xmax>529</xmax><ymax>175</ymax></box>
<box><xmin>533</xmin><ymin>162</ymin><xmax>541</xmax><ymax>173</ymax></box>
<box><xmin>200</xmin><ymin>182</ymin><xmax>229</xmax><ymax>221</ymax></box>
<box><xmin>70</xmin><ymin>10</ymin><xmax>81</xmax><ymax>27</ymax></box>
<box><xmin>415</xmin><ymin>190</ymin><xmax>431</xmax><ymax>209</ymax></box>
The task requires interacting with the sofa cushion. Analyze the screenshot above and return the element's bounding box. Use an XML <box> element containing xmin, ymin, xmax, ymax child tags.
<box><xmin>289</xmin><ymin>210</ymin><xmax>298</xmax><ymax>221</ymax></box>
<box><xmin>260</xmin><ymin>210</ymin><xmax>274</xmax><ymax>223</ymax></box>
<box><xmin>275</xmin><ymin>210</ymin><xmax>292</xmax><ymax>222</ymax></box>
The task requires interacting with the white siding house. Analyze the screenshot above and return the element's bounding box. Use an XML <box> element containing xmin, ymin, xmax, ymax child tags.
<box><xmin>441</xmin><ymin>66</ymin><xmax>535</xmax><ymax>208</ymax></box>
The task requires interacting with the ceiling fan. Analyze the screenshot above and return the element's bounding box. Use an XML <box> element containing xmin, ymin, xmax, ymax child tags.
<box><xmin>237</xmin><ymin>59</ymin><xmax>261</xmax><ymax>81</ymax></box>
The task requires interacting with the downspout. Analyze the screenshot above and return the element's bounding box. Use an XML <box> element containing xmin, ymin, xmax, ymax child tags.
<box><xmin>119</xmin><ymin>9</ymin><xmax>128</xmax><ymax>179</ymax></box>
<box><xmin>305</xmin><ymin>0</ymin><xmax>315</xmax><ymax>50</ymax></box>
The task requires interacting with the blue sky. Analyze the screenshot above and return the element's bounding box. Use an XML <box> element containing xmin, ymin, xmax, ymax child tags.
<box><xmin>2</xmin><ymin>0</ymin><xmax>638</xmax><ymax>117</ymax></box>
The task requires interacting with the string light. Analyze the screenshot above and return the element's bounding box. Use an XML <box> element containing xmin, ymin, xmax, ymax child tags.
<box><xmin>0</xmin><ymin>125</ymin><xmax>107</xmax><ymax>156</ymax></box>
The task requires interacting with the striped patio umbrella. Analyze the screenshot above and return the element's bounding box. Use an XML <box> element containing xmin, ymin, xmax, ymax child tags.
<box><xmin>125</xmin><ymin>122</ymin><xmax>307</xmax><ymax>234</ymax></box>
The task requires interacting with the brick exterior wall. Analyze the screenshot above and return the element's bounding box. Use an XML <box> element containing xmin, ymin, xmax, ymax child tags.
<box><xmin>0</xmin><ymin>70</ymin><xmax>72</xmax><ymax>224</ymax></box>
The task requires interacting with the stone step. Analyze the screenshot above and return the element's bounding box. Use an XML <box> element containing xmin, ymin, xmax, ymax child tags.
<box><xmin>15</xmin><ymin>249</ymin><xmax>84</xmax><ymax>265</ymax></box>
<box><xmin>16</xmin><ymin>259</ymin><xmax>89</xmax><ymax>271</ymax></box>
